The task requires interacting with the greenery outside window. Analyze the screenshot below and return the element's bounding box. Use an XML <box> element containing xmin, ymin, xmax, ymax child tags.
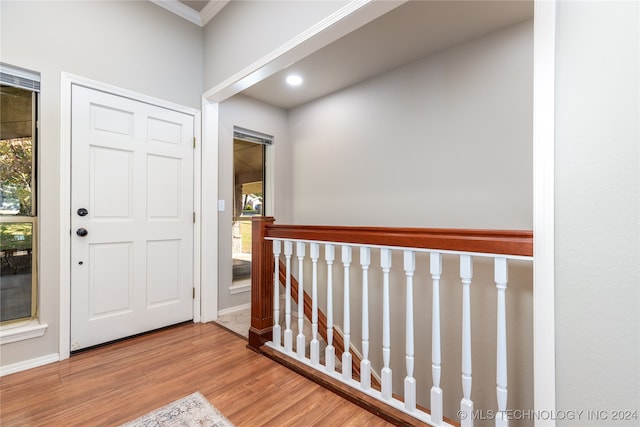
<box><xmin>1</xmin><ymin>64</ymin><xmax>39</xmax><ymax>325</ymax></box>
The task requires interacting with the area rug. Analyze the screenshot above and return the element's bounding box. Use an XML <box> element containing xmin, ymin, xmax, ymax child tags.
<box><xmin>119</xmin><ymin>392</ymin><xmax>235</xmax><ymax>427</ymax></box>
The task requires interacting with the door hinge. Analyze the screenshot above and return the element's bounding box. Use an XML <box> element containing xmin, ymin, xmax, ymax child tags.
<box><xmin>193</xmin><ymin>288</ymin><xmax>196</xmax><ymax>299</ymax></box>
<box><xmin>193</xmin><ymin>137</ymin><xmax>196</xmax><ymax>149</ymax></box>
<box><xmin>193</xmin><ymin>212</ymin><xmax>196</xmax><ymax>223</ymax></box>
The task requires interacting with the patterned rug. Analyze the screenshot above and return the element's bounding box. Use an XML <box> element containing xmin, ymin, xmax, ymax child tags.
<box><xmin>119</xmin><ymin>392</ymin><xmax>235</xmax><ymax>427</ymax></box>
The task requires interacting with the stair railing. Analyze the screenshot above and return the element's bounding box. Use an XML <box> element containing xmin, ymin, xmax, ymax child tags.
<box><xmin>249</xmin><ymin>217</ymin><xmax>533</xmax><ymax>427</ymax></box>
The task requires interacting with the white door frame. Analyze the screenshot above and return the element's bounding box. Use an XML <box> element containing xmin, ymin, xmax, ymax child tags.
<box><xmin>532</xmin><ymin>1</ymin><xmax>557</xmax><ymax>424</ymax></box>
<box><xmin>199</xmin><ymin>98</ymin><xmax>218</xmax><ymax>322</ymax></box>
<box><xmin>59</xmin><ymin>73</ymin><xmax>202</xmax><ymax>359</ymax></box>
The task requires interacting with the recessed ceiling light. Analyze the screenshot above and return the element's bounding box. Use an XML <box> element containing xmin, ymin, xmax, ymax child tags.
<box><xmin>286</xmin><ymin>74</ymin><xmax>303</xmax><ymax>86</ymax></box>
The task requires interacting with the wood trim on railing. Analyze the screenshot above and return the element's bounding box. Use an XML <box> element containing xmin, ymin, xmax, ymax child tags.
<box><xmin>264</xmin><ymin>224</ymin><xmax>533</xmax><ymax>257</ymax></box>
<box><xmin>259</xmin><ymin>345</ymin><xmax>449</xmax><ymax>427</ymax></box>
<box><xmin>248</xmin><ymin>217</ymin><xmax>275</xmax><ymax>352</ymax></box>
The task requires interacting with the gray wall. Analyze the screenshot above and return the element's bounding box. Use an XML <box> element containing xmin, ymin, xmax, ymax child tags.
<box><xmin>0</xmin><ymin>0</ymin><xmax>202</xmax><ymax>367</ymax></box>
<box><xmin>289</xmin><ymin>20</ymin><xmax>533</xmax><ymax>229</ymax></box>
<box><xmin>555</xmin><ymin>1</ymin><xmax>640</xmax><ymax>424</ymax></box>
<box><xmin>287</xmin><ymin>20</ymin><xmax>534</xmax><ymax>425</ymax></box>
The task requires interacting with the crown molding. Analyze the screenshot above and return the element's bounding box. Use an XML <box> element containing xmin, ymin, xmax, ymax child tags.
<box><xmin>201</xmin><ymin>1</ymin><xmax>230</xmax><ymax>26</ymax></box>
<box><xmin>150</xmin><ymin>0</ymin><xmax>229</xmax><ymax>27</ymax></box>
<box><xmin>151</xmin><ymin>0</ymin><xmax>203</xmax><ymax>26</ymax></box>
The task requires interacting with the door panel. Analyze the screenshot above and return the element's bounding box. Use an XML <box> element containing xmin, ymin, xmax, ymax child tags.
<box><xmin>146</xmin><ymin>239</ymin><xmax>181</xmax><ymax>306</ymax></box>
<box><xmin>147</xmin><ymin>154</ymin><xmax>181</xmax><ymax>219</ymax></box>
<box><xmin>71</xmin><ymin>85</ymin><xmax>194</xmax><ymax>351</ymax></box>
<box><xmin>91</xmin><ymin>146</ymin><xmax>133</xmax><ymax>218</ymax></box>
<box><xmin>89</xmin><ymin>242</ymin><xmax>133</xmax><ymax>318</ymax></box>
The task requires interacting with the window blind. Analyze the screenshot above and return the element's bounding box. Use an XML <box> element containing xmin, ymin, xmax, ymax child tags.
<box><xmin>0</xmin><ymin>63</ymin><xmax>41</xmax><ymax>92</ymax></box>
<box><xmin>234</xmin><ymin>126</ymin><xmax>273</xmax><ymax>145</ymax></box>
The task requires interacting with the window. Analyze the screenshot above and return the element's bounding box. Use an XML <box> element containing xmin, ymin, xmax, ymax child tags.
<box><xmin>1</xmin><ymin>64</ymin><xmax>39</xmax><ymax>324</ymax></box>
<box><xmin>231</xmin><ymin>127</ymin><xmax>271</xmax><ymax>287</ymax></box>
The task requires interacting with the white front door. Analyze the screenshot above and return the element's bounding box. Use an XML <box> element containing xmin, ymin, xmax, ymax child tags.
<box><xmin>70</xmin><ymin>85</ymin><xmax>194</xmax><ymax>351</ymax></box>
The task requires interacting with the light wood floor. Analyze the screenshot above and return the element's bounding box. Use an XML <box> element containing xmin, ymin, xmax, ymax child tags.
<box><xmin>0</xmin><ymin>322</ymin><xmax>392</xmax><ymax>426</ymax></box>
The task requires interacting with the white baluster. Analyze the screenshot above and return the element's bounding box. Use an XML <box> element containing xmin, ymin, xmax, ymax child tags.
<box><xmin>460</xmin><ymin>255</ymin><xmax>474</xmax><ymax>427</ymax></box>
<box><xmin>360</xmin><ymin>247</ymin><xmax>372</xmax><ymax>390</ymax></box>
<box><xmin>430</xmin><ymin>252</ymin><xmax>444</xmax><ymax>426</ymax></box>
<box><xmin>381</xmin><ymin>248</ymin><xmax>392</xmax><ymax>400</ymax></box>
<box><xmin>495</xmin><ymin>258</ymin><xmax>509</xmax><ymax>427</ymax></box>
<box><xmin>273</xmin><ymin>240</ymin><xmax>281</xmax><ymax>347</ymax></box>
<box><xmin>310</xmin><ymin>243</ymin><xmax>320</xmax><ymax>365</ymax></box>
<box><xmin>403</xmin><ymin>250</ymin><xmax>416</xmax><ymax>412</ymax></box>
<box><xmin>296</xmin><ymin>242</ymin><xmax>306</xmax><ymax>359</ymax></box>
<box><xmin>284</xmin><ymin>240</ymin><xmax>293</xmax><ymax>352</ymax></box>
<box><xmin>342</xmin><ymin>245</ymin><xmax>352</xmax><ymax>381</ymax></box>
<box><xmin>325</xmin><ymin>244</ymin><xmax>335</xmax><ymax>372</ymax></box>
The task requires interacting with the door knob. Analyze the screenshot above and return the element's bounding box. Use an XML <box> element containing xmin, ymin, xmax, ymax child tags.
<box><xmin>77</xmin><ymin>208</ymin><xmax>88</xmax><ymax>216</ymax></box>
<box><xmin>76</xmin><ymin>228</ymin><xmax>88</xmax><ymax>237</ymax></box>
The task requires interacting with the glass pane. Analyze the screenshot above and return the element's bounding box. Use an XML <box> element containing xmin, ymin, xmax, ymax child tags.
<box><xmin>1</xmin><ymin>222</ymin><xmax>34</xmax><ymax>322</ymax></box>
<box><xmin>232</xmin><ymin>139</ymin><xmax>265</xmax><ymax>283</ymax></box>
<box><xmin>1</xmin><ymin>85</ymin><xmax>34</xmax><ymax>216</ymax></box>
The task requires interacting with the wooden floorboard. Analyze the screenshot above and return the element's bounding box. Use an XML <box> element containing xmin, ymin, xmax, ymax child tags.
<box><xmin>0</xmin><ymin>322</ymin><xmax>392</xmax><ymax>426</ymax></box>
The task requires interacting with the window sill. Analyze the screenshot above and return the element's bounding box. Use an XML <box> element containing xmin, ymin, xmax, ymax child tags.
<box><xmin>0</xmin><ymin>320</ymin><xmax>48</xmax><ymax>345</ymax></box>
<box><xmin>229</xmin><ymin>281</ymin><xmax>251</xmax><ymax>295</ymax></box>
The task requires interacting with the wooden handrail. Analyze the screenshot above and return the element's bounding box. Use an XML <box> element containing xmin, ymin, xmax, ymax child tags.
<box><xmin>264</xmin><ymin>224</ymin><xmax>533</xmax><ymax>257</ymax></box>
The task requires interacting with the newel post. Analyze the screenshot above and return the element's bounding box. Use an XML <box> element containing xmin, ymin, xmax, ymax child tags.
<box><xmin>247</xmin><ymin>216</ymin><xmax>275</xmax><ymax>352</ymax></box>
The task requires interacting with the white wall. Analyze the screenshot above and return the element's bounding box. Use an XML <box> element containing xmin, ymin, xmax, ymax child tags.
<box><xmin>287</xmin><ymin>20</ymin><xmax>534</xmax><ymax>425</ymax></box>
<box><xmin>0</xmin><ymin>0</ymin><xmax>202</xmax><ymax>368</ymax></box>
<box><xmin>203</xmin><ymin>0</ymin><xmax>348</xmax><ymax>91</ymax></box>
<box><xmin>555</xmin><ymin>1</ymin><xmax>640</xmax><ymax>425</ymax></box>
<box><xmin>217</xmin><ymin>94</ymin><xmax>290</xmax><ymax>310</ymax></box>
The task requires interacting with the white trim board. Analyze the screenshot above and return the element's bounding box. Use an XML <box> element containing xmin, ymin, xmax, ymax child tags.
<box><xmin>533</xmin><ymin>1</ymin><xmax>557</xmax><ymax>425</ymax></box>
<box><xmin>59</xmin><ymin>72</ymin><xmax>202</xmax><ymax>360</ymax></box>
<box><xmin>200</xmin><ymin>98</ymin><xmax>219</xmax><ymax>322</ymax></box>
<box><xmin>0</xmin><ymin>321</ymin><xmax>48</xmax><ymax>345</ymax></box>
<box><xmin>0</xmin><ymin>353</ymin><xmax>59</xmax><ymax>377</ymax></box>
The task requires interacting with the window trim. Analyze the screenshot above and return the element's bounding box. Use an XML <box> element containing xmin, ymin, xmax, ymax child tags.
<box><xmin>0</xmin><ymin>319</ymin><xmax>47</xmax><ymax>345</ymax></box>
<box><xmin>0</xmin><ymin>63</ymin><xmax>43</xmax><ymax>339</ymax></box>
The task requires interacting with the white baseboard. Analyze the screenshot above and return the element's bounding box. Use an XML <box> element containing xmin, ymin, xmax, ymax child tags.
<box><xmin>0</xmin><ymin>353</ymin><xmax>59</xmax><ymax>377</ymax></box>
<box><xmin>217</xmin><ymin>302</ymin><xmax>251</xmax><ymax>317</ymax></box>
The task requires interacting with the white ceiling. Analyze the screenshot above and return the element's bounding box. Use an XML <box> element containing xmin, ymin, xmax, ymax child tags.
<box><xmin>175</xmin><ymin>0</ymin><xmax>534</xmax><ymax>110</ymax></box>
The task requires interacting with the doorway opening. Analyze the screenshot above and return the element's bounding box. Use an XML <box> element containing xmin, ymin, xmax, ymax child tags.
<box><xmin>232</xmin><ymin>127</ymin><xmax>271</xmax><ymax>286</ymax></box>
